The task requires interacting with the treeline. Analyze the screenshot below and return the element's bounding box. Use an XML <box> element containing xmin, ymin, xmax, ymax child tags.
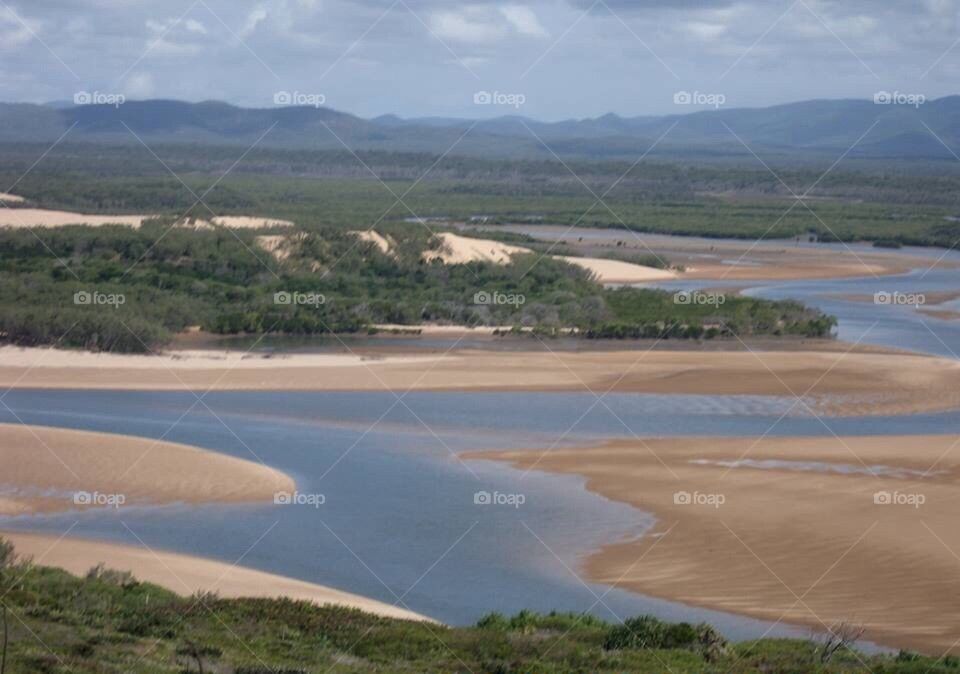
<box><xmin>0</xmin><ymin>223</ymin><xmax>835</xmax><ymax>352</ymax></box>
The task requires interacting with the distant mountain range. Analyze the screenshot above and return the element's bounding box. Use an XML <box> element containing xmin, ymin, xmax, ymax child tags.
<box><xmin>1</xmin><ymin>96</ymin><xmax>959</xmax><ymax>162</ymax></box>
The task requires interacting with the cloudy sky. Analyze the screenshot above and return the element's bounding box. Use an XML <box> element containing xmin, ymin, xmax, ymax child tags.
<box><xmin>1</xmin><ymin>0</ymin><xmax>959</xmax><ymax>119</ymax></box>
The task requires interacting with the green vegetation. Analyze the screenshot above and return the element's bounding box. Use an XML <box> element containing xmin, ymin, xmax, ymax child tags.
<box><xmin>0</xmin><ymin>218</ymin><xmax>833</xmax><ymax>352</ymax></box>
<box><xmin>0</xmin><ymin>543</ymin><xmax>952</xmax><ymax>673</ymax></box>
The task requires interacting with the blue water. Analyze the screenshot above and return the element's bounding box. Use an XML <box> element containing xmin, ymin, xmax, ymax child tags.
<box><xmin>2</xmin><ymin>234</ymin><xmax>958</xmax><ymax>649</ymax></box>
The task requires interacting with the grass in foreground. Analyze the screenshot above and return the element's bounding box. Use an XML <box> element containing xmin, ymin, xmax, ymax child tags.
<box><xmin>0</xmin><ymin>540</ymin><xmax>953</xmax><ymax>673</ymax></box>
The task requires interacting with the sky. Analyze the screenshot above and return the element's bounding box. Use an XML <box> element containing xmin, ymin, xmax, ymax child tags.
<box><xmin>1</xmin><ymin>0</ymin><xmax>959</xmax><ymax>120</ymax></box>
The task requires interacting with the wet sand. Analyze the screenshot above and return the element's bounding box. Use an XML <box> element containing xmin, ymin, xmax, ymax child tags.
<box><xmin>0</xmin><ymin>423</ymin><xmax>431</xmax><ymax>621</ymax></box>
<box><xmin>469</xmin><ymin>435</ymin><xmax>960</xmax><ymax>654</ymax></box>
<box><xmin>0</xmin><ymin>345</ymin><xmax>957</xmax><ymax>416</ymax></box>
<box><xmin>0</xmin><ymin>422</ymin><xmax>294</xmax><ymax>516</ymax></box>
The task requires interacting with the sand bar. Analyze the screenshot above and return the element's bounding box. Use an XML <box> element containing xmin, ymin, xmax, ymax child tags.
<box><xmin>1</xmin><ymin>532</ymin><xmax>429</xmax><ymax>621</ymax></box>
<box><xmin>463</xmin><ymin>225</ymin><xmax>944</xmax><ymax>282</ymax></box>
<box><xmin>0</xmin><ymin>423</ymin><xmax>431</xmax><ymax>621</ymax></box>
<box><xmin>0</xmin><ymin>346</ymin><xmax>957</xmax><ymax>416</ymax></box>
<box><xmin>0</xmin><ymin>422</ymin><xmax>294</xmax><ymax>516</ymax></box>
<box><xmin>469</xmin><ymin>435</ymin><xmax>960</xmax><ymax>654</ymax></box>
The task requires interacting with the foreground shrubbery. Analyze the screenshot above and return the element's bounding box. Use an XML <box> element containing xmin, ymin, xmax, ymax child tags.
<box><xmin>0</xmin><ymin>539</ymin><xmax>953</xmax><ymax>673</ymax></box>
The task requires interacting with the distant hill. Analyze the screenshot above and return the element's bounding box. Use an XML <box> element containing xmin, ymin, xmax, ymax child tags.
<box><xmin>3</xmin><ymin>96</ymin><xmax>960</xmax><ymax>161</ymax></box>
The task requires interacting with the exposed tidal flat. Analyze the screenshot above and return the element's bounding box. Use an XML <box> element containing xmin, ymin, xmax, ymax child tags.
<box><xmin>1</xmin><ymin>235</ymin><xmax>959</xmax><ymax>654</ymax></box>
<box><xmin>3</xmin><ymin>387</ymin><xmax>960</xmax><ymax>651</ymax></box>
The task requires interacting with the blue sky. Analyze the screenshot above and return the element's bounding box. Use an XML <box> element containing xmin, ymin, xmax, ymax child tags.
<box><xmin>2</xmin><ymin>0</ymin><xmax>959</xmax><ymax>119</ymax></box>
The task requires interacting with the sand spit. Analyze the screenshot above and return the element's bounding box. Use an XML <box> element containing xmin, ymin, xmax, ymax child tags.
<box><xmin>470</xmin><ymin>434</ymin><xmax>960</xmax><ymax>654</ymax></box>
<box><xmin>0</xmin><ymin>346</ymin><xmax>957</xmax><ymax>416</ymax></box>
<box><xmin>0</xmin><ymin>423</ymin><xmax>293</xmax><ymax>516</ymax></box>
<box><xmin>1</xmin><ymin>533</ymin><xmax>429</xmax><ymax>621</ymax></box>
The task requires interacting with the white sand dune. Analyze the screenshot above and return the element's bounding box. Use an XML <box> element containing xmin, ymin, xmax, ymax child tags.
<box><xmin>0</xmin><ymin>209</ymin><xmax>293</xmax><ymax>230</ymax></box>
<box><xmin>350</xmin><ymin>230</ymin><xmax>397</xmax><ymax>257</ymax></box>
<box><xmin>424</xmin><ymin>232</ymin><xmax>673</xmax><ymax>282</ymax></box>
<box><xmin>255</xmin><ymin>232</ymin><xmax>308</xmax><ymax>261</ymax></box>
<box><xmin>423</xmin><ymin>232</ymin><xmax>529</xmax><ymax>265</ymax></box>
<box><xmin>0</xmin><ymin>208</ymin><xmax>149</xmax><ymax>228</ymax></box>
<box><xmin>0</xmin><ymin>191</ymin><xmax>24</xmax><ymax>203</ymax></box>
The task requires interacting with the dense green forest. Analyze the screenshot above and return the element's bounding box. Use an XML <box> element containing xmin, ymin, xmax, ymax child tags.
<box><xmin>0</xmin><ymin>539</ymin><xmax>951</xmax><ymax>673</ymax></box>
<box><xmin>1</xmin><ymin>142</ymin><xmax>958</xmax><ymax>246</ymax></box>
<box><xmin>22</xmin><ymin>139</ymin><xmax>960</xmax><ymax>351</ymax></box>
<box><xmin>0</xmin><ymin>220</ymin><xmax>832</xmax><ymax>352</ymax></box>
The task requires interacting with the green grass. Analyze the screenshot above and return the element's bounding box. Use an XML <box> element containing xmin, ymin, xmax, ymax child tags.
<box><xmin>0</xmin><ymin>545</ymin><xmax>952</xmax><ymax>673</ymax></box>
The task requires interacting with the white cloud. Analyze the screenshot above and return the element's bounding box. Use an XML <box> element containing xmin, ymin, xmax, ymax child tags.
<box><xmin>123</xmin><ymin>72</ymin><xmax>155</xmax><ymax>98</ymax></box>
<box><xmin>185</xmin><ymin>18</ymin><xmax>207</xmax><ymax>34</ymax></box>
<box><xmin>240</xmin><ymin>6</ymin><xmax>269</xmax><ymax>39</ymax></box>
<box><xmin>0</xmin><ymin>11</ymin><xmax>33</xmax><ymax>50</ymax></box>
<box><xmin>429</xmin><ymin>8</ymin><xmax>506</xmax><ymax>43</ymax></box>
<box><xmin>499</xmin><ymin>5</ymin><xmax>548</xmax><ymax>37</ymax></box>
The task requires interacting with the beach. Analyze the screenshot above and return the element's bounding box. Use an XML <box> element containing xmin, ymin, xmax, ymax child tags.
<box><xmin>469</xmin><ymin>435</ymin><xmax>960</xmax><ymax>654</ymax></box>
<box><xmin>0</xmin><ymin>344</ymin><xmax>957</xmax><ymax>416</ymax></box>
<box><xmin>2</xmin><ymin>532</ymin><xmax>429</xmax><ymax>622</ymax></box>
<box><xmin>0</xmin><ymin>423</ymin><xmax>431</xmax><ymax>622</ymax></box>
